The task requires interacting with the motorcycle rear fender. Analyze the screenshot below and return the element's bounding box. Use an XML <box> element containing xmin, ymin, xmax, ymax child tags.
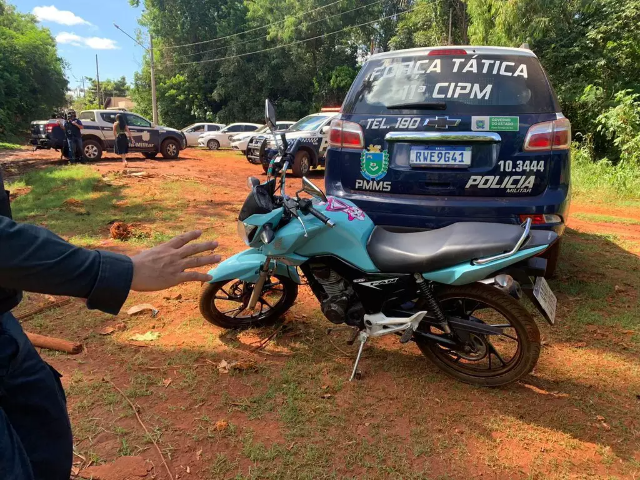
<box><xmin>207</xmin><ymin>249</ymin><xmax>302</xmax><ymax>284</ymax></box>
<box><xmin>422</xmin><ymin>245</ymin><xmax>547</xmax><ymax>285</ymax></box>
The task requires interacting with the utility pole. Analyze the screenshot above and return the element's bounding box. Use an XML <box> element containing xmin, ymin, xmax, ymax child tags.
<box><xmin>95</xmin><ymin>55</ymin><xmax>101</xmax><ymax>107</ymax></box>
<box><xmin>82</xmin><ymin>76</ymin><xmax>86</xmax><ymax>98</ymax></box>
<box><xmin>113</xmin><ymin>23</ymin><xmax>158</xmax><ymax>124</ymax></box>
<box><xmin>448</xmin><ymin>8</ymin><xmax>453</xmax><ymax>45</ymax></box>
<box><xmin>149</xmin><ymin>34</ymin><xmax>158</xmax><ymax>125</ymax></box>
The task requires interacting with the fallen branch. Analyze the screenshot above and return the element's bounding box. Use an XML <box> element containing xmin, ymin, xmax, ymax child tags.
<box><xmin>103</xmin><ymin>378</ymin><xmax>174</xmax><ymax>480</ymax></box>
<box><xmin>26</xmin><ymin>332</ymin><xmax>83</xmax><ymax>354</ymax></box>
<box><xmin>17</xmin><ymin>298</ymin><xmax>72</xmax><ymax>321</ymax></box>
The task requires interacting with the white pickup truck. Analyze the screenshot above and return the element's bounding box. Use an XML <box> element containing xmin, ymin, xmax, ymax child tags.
<box><xmin>77</xmin><ymin>110</ymin><xmax>187</xmax><ymax>160</ymax></box>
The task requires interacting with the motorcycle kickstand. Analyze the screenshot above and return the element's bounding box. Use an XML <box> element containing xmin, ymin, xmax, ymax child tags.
<box><xmin>349</xmin><ymin>331</ymin><xmax>369</xmax><ymax>382</ymax></box>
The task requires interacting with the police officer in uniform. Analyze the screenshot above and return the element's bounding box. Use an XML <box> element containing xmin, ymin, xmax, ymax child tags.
<box><xmin>0</xmin><ymin>169</ymin><xmax>221</xmax><ymax>479</ymax></box>
<box><xmin>63</xmin><ymin>110</ymin><xmax>84</xmax><ymax>162</ymax></box>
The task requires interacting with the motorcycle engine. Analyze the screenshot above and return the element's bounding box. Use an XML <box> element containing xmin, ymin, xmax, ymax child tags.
<box><xmin>310</xmin><ymin>266</ymin><xmax>363</xmax><ymax>326</ymax></box>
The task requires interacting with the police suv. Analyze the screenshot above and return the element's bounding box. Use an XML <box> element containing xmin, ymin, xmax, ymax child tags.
<box><xmin>78</xmin><ymin>110</ymin><xmax>187</xmax><ymax>160</ymax></box>
<box><xmin>247</xmin><ymin>111</ymin><xmax>339</xmax><ymax>177</ymax></box>
<box><xmin>325</xmin><ymin>46</ymin><xmax>570</xmax><ymax>276</ymax></box>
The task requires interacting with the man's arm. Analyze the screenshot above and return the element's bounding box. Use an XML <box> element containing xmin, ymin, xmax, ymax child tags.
<box><xmin>0</xmin><ymin>216</ymin><xmax>131</xmax><ymax>314</ymax></box>
<box><xmin>0</xmin><ymin>217</ymin><xmax>220</xmax><ymax>315</ymax></box>
<box><xmin>74</xmin><ymin>119</ymin><xmax>84</xmax><ymax>130</ymax></box>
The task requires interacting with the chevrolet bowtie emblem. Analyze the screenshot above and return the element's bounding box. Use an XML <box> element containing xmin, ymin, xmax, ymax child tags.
<box><xmin>425</xmin><ymin>116</ymin><xmax>461</xmax><ymax>129</ymax></box>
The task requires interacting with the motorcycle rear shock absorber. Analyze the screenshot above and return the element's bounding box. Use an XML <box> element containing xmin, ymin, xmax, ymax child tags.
<box><xmin>414</xmin><ymin>274</ymin><xmax>451</xmax><ymax>334</ymax></box>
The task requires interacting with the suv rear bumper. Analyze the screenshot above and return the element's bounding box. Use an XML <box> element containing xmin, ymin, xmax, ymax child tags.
<box><xmin>327</xmin><ymin>182</ymin><xmax>569</xmax><ymax>235</ymax></box>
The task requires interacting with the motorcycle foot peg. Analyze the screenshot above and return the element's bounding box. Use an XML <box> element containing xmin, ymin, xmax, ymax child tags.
<box><xmin>399</xmin><ymin>327</ymin><xmax>414</xmax><ymax>344</ymax></box>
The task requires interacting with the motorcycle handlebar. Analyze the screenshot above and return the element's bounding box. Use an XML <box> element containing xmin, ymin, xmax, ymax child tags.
<box><xmin>298</xmin><ymin>198</ymin><xmax>335</xmax><ymax>227</ymax></box>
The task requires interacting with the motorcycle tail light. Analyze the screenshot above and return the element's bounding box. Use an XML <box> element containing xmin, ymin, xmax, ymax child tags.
<box><xmin>328</xmin><ymin>119</ymin><xmax>364</xmax><ymax>149</ymax></box>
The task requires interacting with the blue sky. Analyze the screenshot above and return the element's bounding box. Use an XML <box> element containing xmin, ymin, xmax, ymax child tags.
<box><xmin>15</xmin><ymin>1</ymin><xmax>146</xmax><ymax>93</ymax></box>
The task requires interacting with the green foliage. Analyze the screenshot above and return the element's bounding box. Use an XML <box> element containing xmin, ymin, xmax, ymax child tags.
<box><xmin>0</xmin><ymin>141</ymin><xmax>20</xmax><ymax>150</ymax></box>
<box><xmin>571</xmin><ymin>143</ymin><xmax>640</xmax><ymax>201</ymax></box>
<box><xmin>597</xmin><ymin>90</ymin><xmax>640</xmax><ymax>166</ymax></box>
<box><xmin>0</xmin><ymin>0</ymin><xmax>67</xmax><ymax>139</ymax></box>
<box><xmin>129</xmin><ymin>0</ymin><xmax>399</xmax><ymax>127</ymax></box>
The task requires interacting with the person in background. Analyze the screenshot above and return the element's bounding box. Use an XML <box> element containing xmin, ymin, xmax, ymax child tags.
<box><xmin>113</xmin><ymin>114</ymin><xmax>133</xmax><ymax>169</ymax></box>
<box><xmin>0</xmin><ymin>168</ymin><xmax>222</xmax><ymax>479</ymax></box>
<box><xmin>49</xmin><ymin>114</ymin><xmax>65</xmax><ymax>160</ymax></box>
<box><xmin>63</xmin><ymin>110</ymin><xmax>84</xmax><ymax>163</ymax></box>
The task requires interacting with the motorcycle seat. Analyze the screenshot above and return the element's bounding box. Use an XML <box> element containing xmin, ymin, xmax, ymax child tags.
<box><xmin>367</xmin><ymin>222</ymin><xmax>556</xmax><ymax>273</ymax></box>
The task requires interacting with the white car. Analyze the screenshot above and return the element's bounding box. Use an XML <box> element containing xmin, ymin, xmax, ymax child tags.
<box><xmin>198</xmin><ymin>123</ymin><xmax>262</xmax><ymax>150</ymax></box>
<box><xmin>182</xmin><ymin>123</ymin><xmax>226</xmax><ymax>147</ymax></box>
<box><xmin>231</xmin><ymin>121</ymin><xmax>295</xmax><ymax>154</ymax></box>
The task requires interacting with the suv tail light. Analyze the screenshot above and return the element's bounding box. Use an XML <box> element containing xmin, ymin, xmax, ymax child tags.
<box><xmin>45</xmin><ymin>121</ymin><xmax>56</xmax><ymax>133</ymax></box>
<box><xmin>428</xmin><ymin>48</ymin><xmax>467</xmax><ymax>56</ymax></box>
<box><xmin>524</xmin><ymin>117</ymin><xmax>571</xmax><ymax>151</ymax></box>
<box><xmin>519</xmin><ymin>214</ymin><xmax>562</xmax><ymax>224</ymax></box>
<box><xmin>328</xmin><ymin>119</ymin><xmax>364</xmax><ymax>149</ymax></box>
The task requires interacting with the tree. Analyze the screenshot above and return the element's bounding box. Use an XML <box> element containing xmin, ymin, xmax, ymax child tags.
<box><xmin>0</xmin><ymin>0</ymin><xmax>67</xmax><ymax>138</ymax></box>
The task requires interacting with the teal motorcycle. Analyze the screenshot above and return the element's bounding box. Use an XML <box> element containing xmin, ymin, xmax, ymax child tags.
<box><xmin>200</xmin><ymin>100</ymin><xmax>558</xmax><ymax>387</ymax></box>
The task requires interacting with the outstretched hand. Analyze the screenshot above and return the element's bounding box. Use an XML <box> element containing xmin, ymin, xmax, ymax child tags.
<box><xmin>130</xmin><ymin>230</ymin><xmax>221</xmax><ymax>291</ymax></box>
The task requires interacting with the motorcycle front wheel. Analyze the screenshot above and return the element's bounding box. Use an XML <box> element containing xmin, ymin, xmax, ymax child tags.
<box><xmin>199</xmin><ymin>275</ymin><xmax>298</xmax><ymax>329</ymax></box>
<box><xmin>414</xmin><ymin>283</ymin><xmax>541</xmax><ymax>387</ymax></box>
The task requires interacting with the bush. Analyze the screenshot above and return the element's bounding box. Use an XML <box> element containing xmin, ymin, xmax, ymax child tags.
<box><xmin>571</xmin><ymin>143</ymin><xmax>640</xmax><ymax>201</ymax></box>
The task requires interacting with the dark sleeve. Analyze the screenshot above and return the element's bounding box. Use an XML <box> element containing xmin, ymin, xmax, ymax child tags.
<box><xmin>0</xmin><ymin>217</ymin><xmax>133</xmax><ymax>314</ymax></box>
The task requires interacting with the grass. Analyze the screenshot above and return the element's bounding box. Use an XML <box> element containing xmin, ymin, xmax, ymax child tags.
<box><xmin>5</xmin><ymin>166</ymin><xmax>210</xmax><ymax>247</ymax></box>
<box><xmin>572</xmin><ymin>212</ymin><xmax>640</xmax><ymax>225</ymax></box>
<box><xmin>571</xmin><ymin>144</ymin><xmax>640</xmax><ymax>203</ymax></box>
<box><xmin>0</xmin><ymin>141</ymin><xmax>21</xmax><ymax>150</ymax></box>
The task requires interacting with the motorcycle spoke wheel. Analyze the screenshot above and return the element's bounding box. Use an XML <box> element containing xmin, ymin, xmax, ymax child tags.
<box><xmin>429</xmin><ymin>298</ymin><xmax>521</xmax><ymax>375</ymax></box>
<box><xmin>414</xmin><ymin>283</ymin><xmax>540</xmax><ymax>387</ymax></box>
<box><xmin>200</xmin><ymin>275</ymin><xmax>298</xmax><ymax>329</ymax></box>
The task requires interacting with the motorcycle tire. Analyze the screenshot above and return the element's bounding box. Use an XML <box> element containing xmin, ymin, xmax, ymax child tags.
<box><xmin>199</xmin><ymin>275</ymin><xmax>298</xmax><ymax>329</ymax></box>
<box><xmin>414</xmin><ymin>283</ymin><xmax>541</xmax><ymax>387</ymax></box>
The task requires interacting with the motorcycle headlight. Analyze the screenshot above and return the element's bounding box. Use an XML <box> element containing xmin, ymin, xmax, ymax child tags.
<box><xmin>237</xmin><ymin>220</ymin><xmax>257</xmax><ymax>245</ymax></box>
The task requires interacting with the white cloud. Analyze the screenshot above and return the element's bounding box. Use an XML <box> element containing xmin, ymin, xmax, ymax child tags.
<box><xmin>33</xmin><ymin>5</ymin><xmax>91</xmax><ymax>26</ymax></box>
<box><xmin>56</xmin><ymin>32</ymin><xmax>119</xmax><ymax>50</ymax></box>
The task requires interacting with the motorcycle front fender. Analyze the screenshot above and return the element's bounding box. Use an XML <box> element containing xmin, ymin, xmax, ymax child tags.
<box><xmin>207</xmin><ymin>249</ymin><xmax>302</xmax><ymax>284</ymax></box>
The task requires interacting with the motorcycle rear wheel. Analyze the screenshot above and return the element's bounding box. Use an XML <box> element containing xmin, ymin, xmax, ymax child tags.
<box><xmin>414</xmin><ymin>283</ymin><xmax>541</xmax><ymax>387</ymax></box>
<box><xmin>200</xmin><ymin>275</ymin><xmax>298</xmax><ymax>329</ymax></box>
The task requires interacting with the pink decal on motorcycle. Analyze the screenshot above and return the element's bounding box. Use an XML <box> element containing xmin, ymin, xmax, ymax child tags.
<box><xmin>325</xmin><ymin>196</ymin><xmax>365</xmax><ymax>221</ymax></box>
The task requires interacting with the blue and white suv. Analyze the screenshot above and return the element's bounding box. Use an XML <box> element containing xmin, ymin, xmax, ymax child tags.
<box><xmin>325</xmin><ymin>46</ymin><xmax>571</xmax><ymax>275</ymax></box>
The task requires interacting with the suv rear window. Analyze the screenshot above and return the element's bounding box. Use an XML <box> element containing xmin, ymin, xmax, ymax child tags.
<box><xmin>343</xmin><ymin>54</ymin><xmax>558</xmax><ymax>115</ymax></box>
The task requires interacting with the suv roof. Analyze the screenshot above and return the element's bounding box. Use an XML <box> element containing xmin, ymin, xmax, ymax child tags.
<box><xmin>370</xmin><ymin>45</ymin><xmax>537</xmax><ymax>61</ymax></box>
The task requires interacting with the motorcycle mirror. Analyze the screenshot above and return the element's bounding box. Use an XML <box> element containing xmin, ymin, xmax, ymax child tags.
<box><xmin>247</xmin><ymin>176</ymin><xmax>260</xmax><ymax>189</ymax></box>
<box><xmin>302</xmin><ymin>177</ymin><xmax>327</xmax><ymax>202</ymax></box>
<box><xmin>265</xmin><ymin>99</ymin><xmax>277</xmax><ymax>130</ymax></box>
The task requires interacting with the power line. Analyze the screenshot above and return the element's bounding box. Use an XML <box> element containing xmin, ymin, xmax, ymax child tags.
<box><xmin>161</xmin><ymin>0</ymin><xmax>344</xmax><ymax>50</ymax></box>
<box><xmin>169</xmin><ymin>8</ymin><xmax>413</xmax><ymax>66</ymax></box>
<box><xmin>180</xmin><ymin>0</ymin><xmax>386</xmax><ymax>59</ymax></box>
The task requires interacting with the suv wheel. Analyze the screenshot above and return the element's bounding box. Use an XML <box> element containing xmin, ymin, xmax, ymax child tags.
<box><xmin>292</xmin><ymin>151</ymin><xmax>311</xmax><ymax>177</ymax></box>
<box><xmin>161</xmin><ymin>139</ymin><xmax>180</xmax><ymax>159</ymax></box>
<box><xmin>542</xmin><ymin>239</ymin><xmax>561</xmax><ymax>278</ymax></box>
<box><xmin>83</xmin><ymin>140</ymin><xmax>102</xmax><ymax>161</ymax></box>
<box><xmin>207</xmin><ymin>139</ymin><xmax>220</xmax><ymax>150</ymax></box>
